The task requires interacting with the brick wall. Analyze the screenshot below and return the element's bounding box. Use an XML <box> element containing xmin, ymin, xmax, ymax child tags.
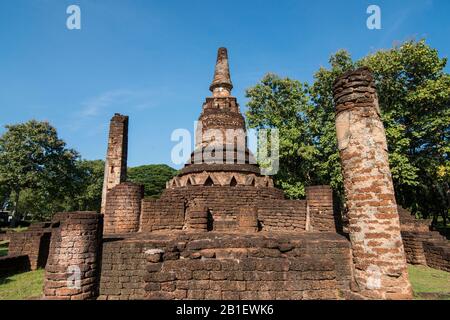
<box><xmin>104</xmin><ymin>182</ymin><xmax>143</xmax><ymax>234</ymax></box>
<box><xmin>140</xmin><ymin>186</ymin><xmax>311</xmax><ymax>233</ymax></box>
<box><xmin>306</xmin><ymin>186</ymin><xmax>336</xmax><ymax>232</ymax></box>
<box><xmin>98</xmin><ymin>232</ymin><xmax>353</xmax><ymax>300</ymax></box>
<box><xmin>140</xmin><ymin>198</ymin><xmax>186</xmax><ymax>232</ymax></box>
<box><xmin>8</xmin><ymin>223</ymin><xmax>52</xmax><ymax>270</ymax></box>
<box><xmin>0</xmin><ymin>231</ymin><xmax>9</xmax><ymax>242</ymax></box>
<box><xmin>258</xmin><ymin>200</ymin><xmax>307</xmax><ymax>232</ymax></box>
<box><xmin>398</xmin><ymin>206</ymin><xmax>450</xmax><ymax>272</ymax></box>
<box><xmin>43</xmin><ymin>212</ymin><xmax>103</xmax><ymax>300</ymax></box>
<box><xmin>423</xmin><ymin>241</ymin><xmax>450</xmax><ymax>272</ymax></box>
<box><xmin>98</xmin><ymin>238</ymin><xmax>148</xmax><ymax>300</ymax></box>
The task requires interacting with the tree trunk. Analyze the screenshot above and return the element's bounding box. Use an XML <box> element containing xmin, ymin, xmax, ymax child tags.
<box><xmin>10</xmin><ymin>190</ymin><xmax>20</xmax><ymax>228</ymax></box>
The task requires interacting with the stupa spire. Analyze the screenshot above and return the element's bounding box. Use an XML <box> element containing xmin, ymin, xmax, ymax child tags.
<box><xmin>210</xmin><ymin>47</ymin><xmax>233</xmax><ymax>97</ymax></box>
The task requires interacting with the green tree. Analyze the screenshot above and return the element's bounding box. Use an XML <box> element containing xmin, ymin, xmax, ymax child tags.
<box><xmin>128</xmin><ymin>164</ymin><xmax>177</xmax><ymax>198</ymax></box>
<box><xmin>66</xmin><ymin>160</ymin><xmax>105</xmax><ymax>213</ymax></box>
<box><xmin>358</xmin><ymin>41</ymin><xmax>450</xmax><ymax>223</ymax></box>
<box><xmin>246</xmin><ymin>40</ymin><xmax>449</xmax><ymax>223</ymax></box>
<box><xmin>15</xmin><ymin>160</ymin><xmax>104</xmax><ymax>221</ymax></box>
<box><xmin>0</xmin><ymin>184</ymin><xmax>9</xmax><ymax>211</ymax></box>
<box><xmin>0</xmin><ymin>120</ymin><xmax>79</xmax><ymax>225</ymax></box>
<box><xmin>246</xmin><ymin>74</ymin><xmax>317</xmax><ymax>198</ymax></box>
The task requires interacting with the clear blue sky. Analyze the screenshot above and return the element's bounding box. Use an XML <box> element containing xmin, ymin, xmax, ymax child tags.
<box><xmin>1</xmin><ymin>0</ymin><xmax>449</xmax><ymax>168</ymax></box>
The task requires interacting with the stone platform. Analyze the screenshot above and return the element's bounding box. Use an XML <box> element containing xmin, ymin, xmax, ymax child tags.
<box><xmin>98</xmin><ymin>231</ymin><xmax>353</xmax><ymax>300</ymax></box>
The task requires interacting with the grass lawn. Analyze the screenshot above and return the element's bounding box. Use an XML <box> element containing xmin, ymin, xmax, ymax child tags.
<box><xmin>0</xmin><ymin>265</ymin><xmax>448</xmax><ymax>300</ymax></box>
<box><xmin>0</xmin><ymin>269</ymin><xmax>45</xmax><ymax>300</ymax></box>
<box><xmin>408</xmin><ymin>265</ymin><xmax>450</xmax><ymax>300</ymax></box>
<box><xmin>0</xmin><ymin>241</ymin><xmax>8</xmax><ymax>257</ymax></box>
<box><xmin>0</xmin><ymin>227</ymin><xmax>28</xmax><ymax>233</ymax></box>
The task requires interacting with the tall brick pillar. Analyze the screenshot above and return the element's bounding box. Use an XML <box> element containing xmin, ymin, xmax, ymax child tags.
<box><xmin>101</xmin><ymin>114</ymin><xmax>129</xmax><ymax>214</ymax></box>
<box><xmin>43</xmin><ymin>212</ymin><xmax>103</xmax><ymax>300</ymax></box>
<box><xmin>333</xmin><ymin>67</ymin><xmax>412</xmax><ymax>299</ymax></box>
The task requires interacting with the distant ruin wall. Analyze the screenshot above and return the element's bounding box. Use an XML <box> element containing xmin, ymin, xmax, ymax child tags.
<box><xmin>98</xmin><ymin>233</ymin><xmax>353</xmax><ymax>300</ymax></box>
<box><xmin>7</xmin><ymin>223</ymin><xmax>52</xmax><ymax>271</ymax></box>
<box><xmin>398</xmin><ymin>206</ymin><xmax>450</xmax><ymax>273</ymax></box>
<box><xmin>423</xmin><ymin>241</ymin><xmax>450</xmax><ymax>272</ymax></box>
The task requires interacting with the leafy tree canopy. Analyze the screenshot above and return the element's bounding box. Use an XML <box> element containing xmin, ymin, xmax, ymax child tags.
<box><xmin>0</xmin><ymin>120</ymin><xmax>79</xmax><ymax>223</ymax></box>
<box><xmin>246</xmin><ymin>40</ymin><xmax>449</xmax><ymax>222</ymax></box>
<box><xmin>128</xmin><ymin>164</ymin><xmax>178</xmax><ymax>198</ymax></box>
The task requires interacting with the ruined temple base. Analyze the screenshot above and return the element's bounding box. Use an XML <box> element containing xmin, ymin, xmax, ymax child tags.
<box><xmin>98</xmin><ymin>231</ymin><xmax>355</xmax><ymax>300</ymax></box>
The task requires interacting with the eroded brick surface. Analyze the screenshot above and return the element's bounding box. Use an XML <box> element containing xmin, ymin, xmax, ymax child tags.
<box><xmin>98</xmin><ymin>232</ymin><xmax>352</xmax><ymax>300</ymax></box>
<box><xmin>101</xmin><ymin>114</ymin><xmax>128</xmax><ymax>214</ymax></box>
<box><xmin>43</xmin><ymin>212</ymin><xmax>103</xmax><ymax>300</ymax></box>
<box><xmin>399</xmin><ymin>207</ymin><xmax>450</xmax><ymax>272</ymax></box>
<box><xmin>333</xmin><ymin>68</ymin><xmax>412</xmax><ymax>299</ymax></box>
<box><xmin>105</xmin><ymin>182</ymin><xmax>143</xmax><ymax>234</ymax></box>
<box><xmin>7</xmin><ymin>223</ymin><xmax>51</xmax><ymax>270</ymax></box>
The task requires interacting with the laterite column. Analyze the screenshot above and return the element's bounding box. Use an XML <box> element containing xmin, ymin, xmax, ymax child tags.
<box><xmin>333</xmin><ymin>67</ymin><xmax>412</xmax><ymax>299</ymax></box>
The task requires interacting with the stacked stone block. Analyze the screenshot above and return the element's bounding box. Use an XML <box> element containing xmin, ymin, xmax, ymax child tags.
<box><xmin>99</xmin><ymin>232</ymin><xmax>353</xmax><ymax>300</ymax></box>
<box><xmin>306</xmin><ymin>186</ymin><xmax>336</xmax><ymax>232</ymax></box>
<box><xmin>398</xmin><ymin>206</ymin><xmax>450</xmax><ymax>272</ymax></box>
<box><xmin>140</xmin><ymin>186</ymin><xmax>310</xmax><ymax>233</ymax></box>
<box><xmin>104</xmin><ymin>182</ymin><xmax>143</xmax><ymax>234</ymax></box>
<box><xmin>98</xmin><ymin>239</ymin><xmax>147</xmax><ymax>300</ymax></box>
<box><xmin>186</xmin><ymin>202</ymin><xmax>209</xmax><ymax>231</ymax></box>
<box><xmin>238</xmin><ymin>207</ymin><xmax>259</xmax><ymax>233</ymax></box>
<box><xmin>423</xmin><ymin>241</ymin><xmax>450</xmax><ymax>272</ymax></box>
<box><xmin>101</xmin><ymin>114</ymin><xmax>129</xmax><ymax>214</ymax></box>
<box><xmin>141</xmin><ymin>198</ymin><xmax>186</xmax><ymax>232</ymax></box>
<box><xmin>333</xmin><ymin>67</ymin><xmax>412</xmax><ymax>299</ymax></box>
<box><xmin>43</xmin><ymin>212</ymin><xmax>103</xmax><ymax>300</ymax></box>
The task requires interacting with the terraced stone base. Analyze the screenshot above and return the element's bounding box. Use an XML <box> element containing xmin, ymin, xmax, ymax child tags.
<box><xmin>98</xmin><ymin>232</ymin><xmax>353</xmax><ymax>300</ymax></box>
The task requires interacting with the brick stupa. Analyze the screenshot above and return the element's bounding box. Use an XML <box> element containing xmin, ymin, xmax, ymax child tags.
<box><xmin>4</xmin><ymin>47</ymin><xmax>420</xmax><ymax>300</ymax></box>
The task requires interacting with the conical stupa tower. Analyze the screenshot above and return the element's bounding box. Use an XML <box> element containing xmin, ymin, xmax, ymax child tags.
<box><xmin>168</xmin><ymin>48</ymin><xmax>273</xmax><ymax>188</ymax></box>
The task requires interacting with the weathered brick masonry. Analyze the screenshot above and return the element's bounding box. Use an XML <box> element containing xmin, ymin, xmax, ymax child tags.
<box><xmin>7</xmin><ymin>222</ymin><xmax>52</xmax><ymax>270</ymax></box>
<box><xmin>333</xmin><ymin>67</ymin><xmax>412</xmax><ymax>299</ymax></box>
<box><xmin>305</xmin><ymin>186</ymin><xmax>336</xmax><ymax>232</ymax></box>
<box><xmin>101</xmin><ymin>114</ymin><xmax>128</xmax><ymax>214</ymax></box>
<box><xmin>399</xmin><ymin>207</ymin><xmax>450</xmax><ymax>272</ymax></box>
<box><xmin>27</xmin><ymin>48</ymin><xmax>432</xmax><ymax>300</ymax></box>
<box><xmin>43</xmin><ymin>212</ymin><xmax>103</xmax><ymax>300</ymax></box>
<box><xmin>98</xmin><ymin>232</ymin><xmax>353</xmax><ymax>300</ymax></box>
<box><xmin>139</xmin><ymin>186</ymin><xmax>312</xmax><ymax>233</ymax></box>
<box><xmin>105</xmin><ymin>182</ymin><xmax>144</xmax><ymax>234</ymax></box>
